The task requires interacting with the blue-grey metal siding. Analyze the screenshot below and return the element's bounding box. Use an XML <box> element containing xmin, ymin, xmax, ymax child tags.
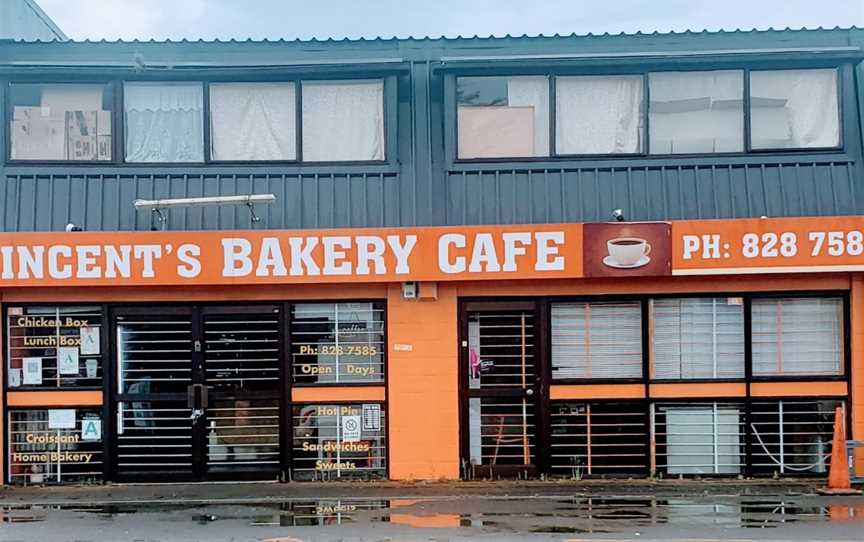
<box><xmin>1</xmin><ymin>29</ymin><xmax>863</xmax><ymax>232</ymax></box>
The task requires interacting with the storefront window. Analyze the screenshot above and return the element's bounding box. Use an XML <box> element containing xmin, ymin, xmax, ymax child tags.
<box><xmin>6</xmin><ymin>305</ymin><xmax>103</xmax><ymax>389</ymax></box>
<box><xmin>7</xmin><ymin>408</ymin><xmax>104</xmax><ymax>485</ymax></box>
<box><xmin>651</xmin><ymin>297</ymin><xmax>745</xmax><ymax>380</ymax></box>
<box><xmin>551</xmin><ymin>301</ymin><xmax>642</xmax><ymax>379</ymax></box>
<box><xmin>124</xmin><ymin>82</ymin><xmax>204</xmax><ymax>162</ymax></box>
<box><xmin>290</xmin><ymin>302</ymin><xmax>385</xmax><ymax>384</ymax></box>
<box><xmin>556</xmin><ymin>75</ymin><xmax>643</xmax><ymax>155</ymax></box>
<box><xmin>291</xmin><ymin>403</ymin><xmax>387</xmax><ymax>480</ymax></box>
<box><xmin>749</xmin><ymin>68</ymin><xmax>840</xmax><ymax>150</ymax></box>
<box><xmin>653</xmin><ymin>402</ymin><xmax>744</xmax><ymax>475</ymax></box>
<box><xmin>649</xmin><ymin>70</ymin><xmax>744</xmax><ymax>154</ymax></box>
<box><xmin>751</xmin><ymin>297</ymin><xmax>844</xmax><ymax>376</ymax></box>
<box><xmin>209</xmin><ymin>82</ymin><xmax>297</xmax><ymax>161</ymax></box>
<box><xmin>549</xmin><ymin>402</ymin><xmax>648</xmax><ymax>477</ymax></box>
<box><xmin>301</xmin><ymin>80</ymin><xmax>384</xmax><ymax>161</ymax></box>
<box><xmin>457</xmin><ymin>76</ymin><xmax>550</xmax><ymax>158</ymax></box>
<box><xmin>8</xmin><ymin>83</ymin><xmax>113</xmax><ymax>161</ymax></box>
<box><xmin>750</xmin><ymin>399</ymin><xmax>842</xmax><ymax>475</ymax></box>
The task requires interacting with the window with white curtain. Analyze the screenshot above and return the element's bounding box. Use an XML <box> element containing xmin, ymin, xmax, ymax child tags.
<box><xmin>751</xmin><ymin>297</ymin><xmax>844</xmax><ymax>376</ymax></box>
<box><xmin>457</xmin><ymin>76</ymin><xmax>550</xmax><ymax>158</ymax></box>
<box><xmin>652</xmin><ymin>298</ymin><xmax>745</xmax><ymax>380</ymax></box>
<box><xmin>555</xmin><ymin>75</ymin><xmax>643</xmax><ymax>155</ymax></box>
<box><xmin>551</xmin><ymin>301</ymin><xmax>642</xmax><ymax>379</ymax></box>
<box><xmin>124</xmin><ymin>82</ymin><xmax>204</xmax><ymax>163</ymax></box>
<box><xmin>749</xmin><ymin>69</ymin><xmax>840</xmax><ymax>150</ymax></box>
<box><xmin>301</xmin><ymin>80</ymin><xmax>384</xmax><ymax>162</ymax></box>
<box><xmin>209</xmin><ymin>83</ymin><xmax>296</xmax><ymax>161</ymax></box>
<box><xmin>655</xmin><ymin>403</ymin><xmax>743</xmax><ymax>475</ymax></box>
<box><xmin>649</xmin><ymin>70</ymin><xmax>744</xmax><ymax>154</ymax></box>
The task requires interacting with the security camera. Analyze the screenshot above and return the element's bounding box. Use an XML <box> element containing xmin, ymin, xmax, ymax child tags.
<box><xmin>611</xmin><ymin>209</ymin><xmax>625</xmax><ymax>222</ymax></box>
<box><xmin>65</xmin><ymin>223</ymin><xmax>82</xmax><ymax>232</ymax></box>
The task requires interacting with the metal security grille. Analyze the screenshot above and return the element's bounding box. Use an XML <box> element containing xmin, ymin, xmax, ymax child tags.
<box><xmin>291</xmin><ymin>403</ymin><xmax>387</xmax><ymax>481</ymax></box>
<box><xmin>206</xmin><ymin>400</ymin><xmax>280</xmax><ymax>471</ymax></box>
<box><xmin>6</xmin><ymin>305</ymin><xmax>104</xmax><ymax>389</ymax></box>
<box><xmin>467</xmin><ymin>311</ymin><xmax>536</xmax><ymax>389</ymax></box>
<box><xmin>750</xmin><ymin>400</ymin><xmax>842</xmax><ymax>475</ymax></box>
<box><xmin>550</xmin><ymin>402</ymin><xmax>648</xmax><ymax>477</ymax></box>
<box><xmin>551</xmin><ymin>301</ymin><xmax>642</xmax><ymax>380</ymax></box>
<box><xmin>291</xmin><ymin>303</ymin><xmax>385</xmax><ymax>384</ymax></box>
<box><xmin>468</xmin><ymin>397</ymin><xmax>536</xmax><ymax>469</ymax></box>
<box><xmin>653</xmin><ymin>402</ymin><xmax>745</xmax><ymax>475</ymax></box>
<box><xmin>117</xmin><ymin>315</ymin><xmax>193</xmax><ymax>395</ymax></box>
<box><xmin>115</xmin><ymin>313</ymin><xmax>194</xmax><ymax>476</ymax></box>
<box><xmin>204</xmin><ymin>310</ymin><xmax>280</xmax><ymax>393</ymax></box>
<box><xmin>7</xmin><ymin>409</ymin><xmax>103</xmax><ymax>485</ymax></box>
<box><xmin>116</xmin><ymin>402</ymin><xmax>193</xmax><ymax>472</ymax></box>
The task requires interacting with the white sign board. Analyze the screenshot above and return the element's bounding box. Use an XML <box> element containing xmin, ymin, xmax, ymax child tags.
<box><xmin>79</xmin><ymin>326</ymin><xmax>101</xmax><ymax>355</ymax></box>
<box><xmin>362</xmin><ymin>404</ymin><xmax>381</xmax><ymax>431</ymax></box>
<box><xmin>48</xmin><ymin>409</ymin><xmax>76</xmax><ymax>429</ymax></box>
<box><xmin>57</xmin><ymin>347</ymin><xmax>80</xmax><ymax>375</ymax></box>
<box><xmin>8</xmin><ymin>368</ymin><xmax>21</xmax><ymax>387</ymax></box>
<box><xmin>341</xmin><ymin>415</ymin><xmax>362</xmax><ymax>443</ymax></box>
<box><xmin>81</xmin><ymin>418</ymin><xmax>102</xmax><ymax>441</ymax></box>
<box><xmin>22</xmin><ymin>357</ymin><xmax>42</xmax><ymax>385</ymax></box>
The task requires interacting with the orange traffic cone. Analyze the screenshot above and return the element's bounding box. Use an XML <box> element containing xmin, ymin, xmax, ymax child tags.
<box><xmin>819</xmin><ymin>406</ymin><xmax>861</xmax><ymax>495</ymax></box>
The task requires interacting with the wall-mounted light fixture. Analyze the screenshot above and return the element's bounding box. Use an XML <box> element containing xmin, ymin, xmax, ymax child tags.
<box><xmin>134</xmin><ymin>194</ymin><xmax>277</xmax><ymax>229</ymax></box>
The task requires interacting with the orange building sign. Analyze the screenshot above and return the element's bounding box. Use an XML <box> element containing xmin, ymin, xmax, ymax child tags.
<box><xmin>0</xmin><ymin>216</ymin><xmax>862</xmax><ymax>287</ymax></box>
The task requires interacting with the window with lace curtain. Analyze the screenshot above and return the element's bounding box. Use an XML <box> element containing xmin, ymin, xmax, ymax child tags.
<box><xmin>651</xmin><ymin>297</ymin><xmax>745</xmax><ymax>380</ymax></box>
<box><xmin>551</xmin><ymin>301</ymin><xmax>642</xmax><ymax>379</ymax></box>
<box><xmin>751</xmin><ymin>297</ymin><xmax>844</xmax><ymax>376</ymax></box>
<box><xmin>124</xmin><ymin>82</ymin><xmax>204</xmax><ymax>163</ymax></box>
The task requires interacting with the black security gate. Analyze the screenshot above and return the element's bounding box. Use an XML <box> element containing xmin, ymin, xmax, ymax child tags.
<box><xmin>110</xmin><ymin>305</ymin><xmax>285</xmax><ymax>482</ymax></box>
<box><xmin>460</xmin><ymin>301</ymin><xmax>544</xmax><ymax>479</ymax></box>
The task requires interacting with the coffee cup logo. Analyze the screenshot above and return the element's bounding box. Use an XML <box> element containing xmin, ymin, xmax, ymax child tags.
<box><xmin>603</xmin><ymin>237</ymin><xmax>651</xmax><ymax>269</ymax></box>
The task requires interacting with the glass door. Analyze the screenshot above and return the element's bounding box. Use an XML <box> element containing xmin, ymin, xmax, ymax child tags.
<box><xmin>113</xmin><ymin>307</ymin><xmax>197</xmax><ymax>481</ymax></box>
<box><xmin>111</xmin><ymin>305</ymin><xmax>285</xmax><ymax>482</ymax></box>
<box><xmin>461</xmin><ymin>302</ymin><xmax>542</xmax><ymax>479</ymax></box>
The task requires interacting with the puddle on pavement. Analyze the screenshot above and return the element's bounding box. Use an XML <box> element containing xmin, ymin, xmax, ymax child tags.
<box><xmin>2</xmin><ymin>495</ymin><xmax>863</xmax><ymax>534</ymax></box>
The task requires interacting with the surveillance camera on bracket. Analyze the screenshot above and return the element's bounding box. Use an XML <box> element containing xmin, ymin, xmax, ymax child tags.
<box><xmin>611</xmin><ymin>209</ymin><xmax>625</xmax><ymax>222</ymax></box>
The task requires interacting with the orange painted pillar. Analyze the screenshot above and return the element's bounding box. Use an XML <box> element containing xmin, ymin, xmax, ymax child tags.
<box><xmin>0</xmin><ymin>300</ymin><xmax>4</xmax><ymax>484</ymax></box>
<box><xmin>386</xmin><ymin>283</ymin><xmax>460</xmax><ymax>480</ymax></box>
<box><xmin>851</xmin><ymin>275</ymin><xmax>864</xmax><ymax>475</ymax></box>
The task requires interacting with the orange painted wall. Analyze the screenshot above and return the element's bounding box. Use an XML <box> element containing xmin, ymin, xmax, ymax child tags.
<box><xmin>291</xmin><ymin>387</ymin><xmax>385</xmax><ymax>403</ymax></box>
<box><xmin>551</xmin><ymin>384</ymin><xmax>645</xmax><ymax>400</ymax></box>
<box><xmin>650</xmin><ymin>382</ymin><xmax>747</xmax><ymax>398</ymax></box>
<box><xmin>852</xmin><ymin>276</ymin><xmax>864</xmax><ymax>474</ymax></box>
<box><xmin>386</xmin><ymin>283</ymin><xmax>460</xmax><ymax>480</ymax></box>
<box><xmin>7</xmin><ymin>391</ymin><xmax>103</xmax><ymax>407</ymax></box>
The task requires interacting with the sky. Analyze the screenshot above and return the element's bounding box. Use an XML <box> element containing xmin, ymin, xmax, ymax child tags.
<box><xmin>35</xmin><ymin>0</ymin><xmax>864</xmax><ymax>41</ymax></box>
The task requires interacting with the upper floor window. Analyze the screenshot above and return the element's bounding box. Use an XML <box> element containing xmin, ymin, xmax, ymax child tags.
<box><xmin>124</xmin><ymin>82</ymin><xmax>204</xmax><ymax>163</ymax></box>
<box><xmin>749</xmin><ymin>69</ymin><xmax>840</xmax><ymax>150</ymax></box>
<box><xmin>556</xmin><ymin>75</ymin><xmax>643</xmax><ymax>155</ymax></box>
<box><xmin>301</xmin><ymin>80</ymin><xmax>385</xmax><ymax>162</ymax></box>
<box><xmin>456</xmin><ymin>76</ymin><xmax>549</xmax><ymax>159</ymax></box>
<box><xmin>9</xmin><ymin>83</ymin><xmax>113</xmax><ymax>162</ymax></box>
<box><xmin>209</xmin><ymin>82</ymin><xmax>297</xmax><ymax>161</ymax></box>
<box><xmin>649</xmin><ymin>70</ymin><xmax>744</xmax><ymax>154</ymax></box>
<box><xmin>453</xmin><ymin>67</ymin><xmax>841</xmax><ymax>161</ymax></box>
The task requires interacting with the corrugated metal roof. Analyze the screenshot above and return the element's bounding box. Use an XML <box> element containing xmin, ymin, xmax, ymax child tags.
<box><xmin>2</xmin><ymin>25</ymin><xmax>861</xmax><ymax>44</ymax></box>
<box><xmin>0</xmin><ymin>0</ymin><xmax>66</xmax><ymax>41</ymax></box>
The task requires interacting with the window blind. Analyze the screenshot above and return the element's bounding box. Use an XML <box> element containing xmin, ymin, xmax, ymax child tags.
<box><xmin>652</xmin><ymin>298</ymin><xmax>744</xmax><ymax>379</ymax></box>
<box><xmin>551</xmin><ymin>301</ymin><xmax>642</xmax><ymax>379</ymax></box>
<box><xmin>751</xmin><ymin>297</ymin><xmax>843</xmax><ymax>376</ymax></box>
